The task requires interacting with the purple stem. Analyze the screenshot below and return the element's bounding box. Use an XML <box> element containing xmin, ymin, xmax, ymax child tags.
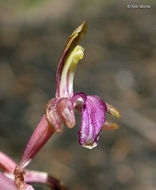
<box><xmin>19</xmin><ymin>115</ymin><xmax>55</xmax><ymax>169</ymax></box>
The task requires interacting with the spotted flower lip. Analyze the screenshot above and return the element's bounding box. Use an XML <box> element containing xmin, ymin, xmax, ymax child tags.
<box><xmin>20</xmin><ymin>21</ymin><xmax>120</xmax><ymax>169</ymax></box>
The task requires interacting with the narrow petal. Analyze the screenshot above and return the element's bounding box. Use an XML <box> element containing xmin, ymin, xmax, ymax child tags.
<box><xmin>24</xmin><ymin>170</ymin><xmax>67</xmax><ymax>190</ymax></box>
<box><xmin>57</xmin><ymin>98</ymin><xmax>76</xmax><ymax>128</ymax></box>
<box><xmin>79</xmin><ymin>95</ymin><xmax>107</xmax><ymax>149</ymax></box>
<box><xmin>0</xmin><ymin>152</ymin><xmax>17</xmax><ymax>173</ymax></box>
<box><xmin>56</xmin><ymin>21</ymin><xmax>87</xmax><ymax>98</ymax></box>
<box><xmin>0</xmin><ymin>172</ymin><xmax>17</xmax><ymax>190</ymax></box>
<box><xmin>106</xmin><ymin>103</ymin><xmax>121</xmax><ymax>118</ymax></box>
<box><xmin>20</xmin><ymin>115</ymin><xmax>54</xmax><ymax>169</ymax></box>
<box><xmin>103</xmin><ymin>121</ymin><xmax>120</xmax><ymax>130</ymax></box>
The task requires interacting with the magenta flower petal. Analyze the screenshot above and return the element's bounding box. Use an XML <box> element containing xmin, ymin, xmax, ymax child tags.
<box><xmin>79</xmin><ymin>95</ymin><xmax>107</xmax><ymax>149</ymax></box>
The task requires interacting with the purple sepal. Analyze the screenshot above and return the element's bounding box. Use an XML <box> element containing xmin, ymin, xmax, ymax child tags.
<box><xmin>55</xmin><ymin>21</ymin><xmax>87</xmax><ymax>98</ymax></box>
<box><xmin>79</xmin><ymin>95</ymin><xmax>107</xmax><ymax>149</ymax></box>
<box><xmin>20</xmin><ymin>115</ymin><xmax>54</xmax><ymax>169</ymax></box>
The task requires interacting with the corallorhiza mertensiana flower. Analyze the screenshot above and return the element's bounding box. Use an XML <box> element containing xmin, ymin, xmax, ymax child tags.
<box><xmin>0</xmin><ymin>21</ymin><xmax>120</xmax><ymax>190</ymax></box>
<box><xmin>46</xmin><ymin>21</ymin><xmax>120</xmax><ymax>148</ymax></box>
<box><xmin>20</xmin><ymin>21</ymin><xmax>120</xmax><ymax>169</ymax></box>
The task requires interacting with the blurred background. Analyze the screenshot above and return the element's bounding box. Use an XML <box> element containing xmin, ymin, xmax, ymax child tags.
<box><xmin>0</xmin><ymin>0</ymin><xmax>156</xmax><ymax>190</ymax></box>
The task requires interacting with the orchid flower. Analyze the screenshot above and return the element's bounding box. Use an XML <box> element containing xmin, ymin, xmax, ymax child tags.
<box><xmin>19</xmin><ymin>21</ymin><xmax>120</xmax><ymax>170</ymax></box>
<box><xmin>0</xmin><ymin>152</ymin><xmax>66</xmax><ymax>190</ymax></box>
